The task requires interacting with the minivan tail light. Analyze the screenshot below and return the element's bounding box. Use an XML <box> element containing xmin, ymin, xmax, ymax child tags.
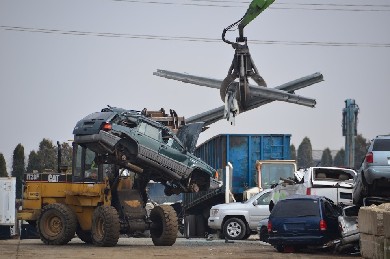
<box><xmin>102</xmin><ymin>122</ymin><xmax>112</xmax><ymax>131</ymax></box>
<box><xmin>306</xmin><ymin>188</ymin><xmax>311</xmax><ymax>195</ymax></box>
<box><xmin>366</xmin><ymin>152</ymin><xmax>373</xmax><ymax>163</ymax></box>
<box><xmin>267</xmin><ymin>221</ymin><xmax>272</xmax><ymax>233</ymax></box>
<box><xmin>320</xmin><ymin>219</ymin><xmax>327</xmax><ymax>231</ymax></box>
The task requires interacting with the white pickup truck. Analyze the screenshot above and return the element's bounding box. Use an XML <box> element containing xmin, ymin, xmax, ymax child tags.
<box><xmin>208</xmin><ymin>189</ymin><xmax>272</xmax><ymax>240</ymax></box>
<box><xmin>271</xmin><ymin>167</ymin><xmax>357</xmax><ymax>205</ymax></box>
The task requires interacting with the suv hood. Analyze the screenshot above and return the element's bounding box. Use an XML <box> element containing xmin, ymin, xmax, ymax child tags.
<box><xmin>176</xmin><ymin>122</ymin><xmax>204</xmax><ymax>153</ymax></box>
<box><xmin>211</xmin><ymin>202</ymin><xmax>250</xmax><ymax>211</ymax></box>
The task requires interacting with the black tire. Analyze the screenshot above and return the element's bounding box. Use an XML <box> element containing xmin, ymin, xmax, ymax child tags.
<box><xmin>185</xmin><ymin>215</ymin><xmax>196</xmax><ymax>238</ymax></box>
<box><xmin>259</xmin><ymin>226</ymin><xmax>269</xmax><ymax>243</ymax></box>
<box><xmin>275</xmin><ymin>245</ymin><xmax>284</xmax><ymax>253</ymax></box>
<box><xmin>150</xmin><ymin>205</ymin><xmax>178</xmax><ymax>246</ymax></box>
<box><xmin>76</xmin><ymin>225</ymin><xmax>93</xmax><ymax>244</ymax></box>
<box><xmin>91</xmin><ymin>205</ymin><xmax>120</xmax><ymax>247</ymax></box>
<box><xmin>196</xmin><ymin>214</ymin><xmax>206</xmax><ymax>238</ymax></box>
<box><xmin>27</xmin><ymin>220</ymin><xmax>37</xmax><ymax>227</ymax></box>
<box><xmin>223</xmin><ymin>218</ymin><xmax>246</xmax><ymax>240</ymax></box>
<box><xmin>38</xmin><ymin>203</ymin><xmax>77</xmax><ymax>245</ymax></box>
<box><xmin>242</xmin><ymin>232</ymin><xmax>251</xmax><ymax>240</ymax></box>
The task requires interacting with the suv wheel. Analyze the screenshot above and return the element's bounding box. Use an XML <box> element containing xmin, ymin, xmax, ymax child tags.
<box><xmin>223</xmin><ymin>218</ymin><xmax>246</xmax><ymax>240</ymax></box>
<box><xmin>259</xmin><ymin>226</ymin><xmax>269</xmax><ymax>243</ymax></box>
<box><xmin>275</xmin><ymin>245</ymin><xmax>284</xmax><ymax>252</ymax></box>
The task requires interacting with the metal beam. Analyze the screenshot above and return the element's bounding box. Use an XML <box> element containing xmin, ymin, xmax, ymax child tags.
<box><xmin>154</xmin><ymin>69</ymin><xmax>324</xmax><ymax>126</ymax></box>
<box><xmin>153</xmin><ymin>69</ymin><xmax>323</xmax><ymax>93</ymax></box>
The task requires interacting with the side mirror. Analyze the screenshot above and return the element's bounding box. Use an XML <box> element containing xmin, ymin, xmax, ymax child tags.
<box><xmin>252</xmin><ymin>200</ymin><xmax>258</xmax><ymax>206</ymax></box>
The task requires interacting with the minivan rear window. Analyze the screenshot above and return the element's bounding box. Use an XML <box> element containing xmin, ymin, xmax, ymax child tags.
<box><xmin>373</xmin><ymin>139</ymin><xmax>390</xmax><ymax>151</ymax></box>
<box><xmin>272</xmin><ymin>199</ymin><xmax>320</xmax><ymax>218</ymax></box>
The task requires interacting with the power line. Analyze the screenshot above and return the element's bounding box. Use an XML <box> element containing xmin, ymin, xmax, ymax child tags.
<box><xmin>111</xmin><ymin>0</ymin><xmax>390</xmax><ymax>12</ymax></box>
<box><xmin>193</xmin><ymin>0</ymin><xmax>390</xmax><ymax>8</ymax></box>
<box><xmin>1</xmin><ymin>25</ymin><xmax>389</xmax><ymax>48</ymax></box>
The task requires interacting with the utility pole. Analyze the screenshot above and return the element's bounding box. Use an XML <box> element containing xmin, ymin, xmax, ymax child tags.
<box><xmin>342</xmin><ymin>99</ymin><xmax>359</xmax><ymax>168</ymax></box>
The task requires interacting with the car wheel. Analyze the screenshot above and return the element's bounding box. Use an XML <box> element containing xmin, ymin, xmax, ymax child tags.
<box><xmin>223</xmin><ymin>218</ymin><xmax>246</xmax><ymax>240</ymax></box>
<box><xmin>275</xmin><ymin>245</ymin><xmax>284</xmax><ymax>252</ymax></box>
<box><xmin>242</xmin><ymin>232</ymin><xmax>251</xmax><ymax>240</ymax></box>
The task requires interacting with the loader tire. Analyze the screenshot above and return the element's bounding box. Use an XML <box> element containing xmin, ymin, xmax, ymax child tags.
<box><xmin>38</xmin><ymin>203</ymin><xmax>77</xmax><ymax>245</ymax></box>
<box><xmin>76</xmin><ymin>225</ymin><xmax>93</xmax><ymax>244</ymax></box>
<box><xmin>150</xmin><ymin>205</ymin><xmax>178</xmax><ymax>246</ymax></box>
<box><xmin>91</xmin><ymin>205</ymin><xmax>120</xmax><ymax>247</ymax></box>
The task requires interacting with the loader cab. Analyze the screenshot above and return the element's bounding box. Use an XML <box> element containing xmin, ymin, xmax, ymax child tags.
<box><xmin>72</xmin><ymin>143</ymin><xmax>112</xmax><ymax>183</ymax></box>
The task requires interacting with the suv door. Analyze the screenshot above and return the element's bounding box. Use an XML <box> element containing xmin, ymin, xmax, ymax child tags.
<box><xmin>248</xmin><ymin>191</ymin><xmax>271</xmax><ymax>229</ymax></box>
<box><xmin>136</xmin><ymin>120</ymin><xmax>164</xmax><ymax>161</ymax></box>
<box><xmin>159</xmin><ymin>132</ymin><xmax>191</xmax><ymax>178</ymax></box>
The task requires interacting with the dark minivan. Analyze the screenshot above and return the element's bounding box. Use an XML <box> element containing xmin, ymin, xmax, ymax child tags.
<box><xmin>268</xmin><ymin>195</ymin><xmax>341</xmax><ymax>252</ymax></box>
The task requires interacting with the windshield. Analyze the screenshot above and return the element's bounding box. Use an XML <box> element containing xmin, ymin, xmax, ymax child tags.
<box><xmin>373</xmin><ymin>139</ymin><xmax>390</xmax><ymax>151</ymax></box>
<box><xmin>261</xmin><ymin>163</ymin><xmax>295</xmax><ymax>188</ymax></box>
<box><xmin>244</xmin><ymin>190</ymin><xmax>271</xmax><ymax>204</ymax></box>
<box><xmin>272</xmin><ymin>199</ymin><xmax>320</xmax><ymax>218</ymax></box>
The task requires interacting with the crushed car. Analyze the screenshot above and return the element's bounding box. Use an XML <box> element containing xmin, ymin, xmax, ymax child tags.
<box><xmin>335</xmin><ymin>205</ymin><xmax>360</xmax><ymax>254</ymax></box>
<box><xmin>302</xmin><ymin>167</ymin><xmax>356</xmax><ymax>204</ymax></box>
<box><xmin>270</xmin><ymin>167</ymin><xmax>356</xmax><ymax>206</ymax></box>
<box><xmin>73</xmin><ymin>106</ymin><xmax>217</xmax><ymax>195</ymax></box>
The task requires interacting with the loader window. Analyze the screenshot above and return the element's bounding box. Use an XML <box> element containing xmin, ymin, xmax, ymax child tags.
<box><xmin>72</xmin><ymin>144</ymin><xmax>100</xmax><ymax>182</ymax></box>
<box><xmin>73</xmin><ymin>144</ymin><xmax>83</xmax><ymax>180</ymax></box>
<box><xmin>85</xmin><ymin>150</ymin><xmax>98</xmax><ymax>180</ymax></box>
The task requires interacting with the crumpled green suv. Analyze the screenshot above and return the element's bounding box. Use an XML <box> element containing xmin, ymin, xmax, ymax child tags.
<box><xmin>73</xmin><ymin>107</ymin><xmax>216</xmax><ymax>195</ymax></box>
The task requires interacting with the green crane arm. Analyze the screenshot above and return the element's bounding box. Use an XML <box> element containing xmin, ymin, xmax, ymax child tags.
<box><xmin>238</xmin><ymin>0</ymin><xmax>275</xmax><ymax>39</ymax></box>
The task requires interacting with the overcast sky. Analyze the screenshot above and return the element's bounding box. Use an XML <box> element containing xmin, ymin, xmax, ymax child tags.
<box><xmin>1</xmin><ymin>0</ymin><xmax>389</xmax><ymax>171</ymax></box>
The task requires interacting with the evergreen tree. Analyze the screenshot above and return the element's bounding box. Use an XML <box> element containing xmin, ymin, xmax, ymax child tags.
<box><xmin>60</xmin><ymin>142</ymin><xmax>73</xmax><ymax>169</ymax></box>
<box><xmin>333</xmin><ymin>148</ymin><xmax>345</xmax><ymax>167</ymax></box>
<box><xmin>26</xmin><ymin>151</ymin><xmax>40</xmax><ymax>173</ymax></box>
<box><xmin>321</xmin><ymin>148</ymin><xmax>333</xmax><ymax>167</ymax></box>
<box><xmin>37</xmin><ymin>139</ymin><xmax>57</xmax><ymax>171</ymax></box>
<box><xmin>354</xmin><ymin>134</ymin><xmax>369</xmax><ymax>169</ymax></box>
<box><xmin>11</xmin><ymin>144</ymin><xmax>25</xmax><ymax>199</ymax></box>
<box><xmin>0</xmin><ymin>153</ymin><xmax>7</xmax><ymax>177</ymax></box>
<box><xmin>297</xmin><ymin>137</ymin><xmax>313</xmax><ymax>169</ymax></box>
<box><xmin>290</xmin><ymin>144</ymin><xmax>296</xmax><ymax>161</ymax></box>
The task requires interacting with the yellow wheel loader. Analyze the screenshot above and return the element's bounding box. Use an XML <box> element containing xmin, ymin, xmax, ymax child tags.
<box><xmin>18</xmin><ymin>143</ymin><xmax>178</xmax><ymax>247</ymax></box>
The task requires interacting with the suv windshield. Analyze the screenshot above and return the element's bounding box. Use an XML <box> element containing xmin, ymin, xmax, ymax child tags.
<box><xmin>373</xmin><ymin>139</ymin><xmax>390</xmax><ymax>151</ymax></box>
<box><xmin>272</xmin><ymin>199</ymin><xmax>320</xmax><ymax>217</ymax></box>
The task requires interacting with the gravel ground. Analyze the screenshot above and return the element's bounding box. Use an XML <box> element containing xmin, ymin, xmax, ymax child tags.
<box><xmin>0</xmin><ymin>237</ymin><xmax>362</xmax><ymax>259</ymax></box>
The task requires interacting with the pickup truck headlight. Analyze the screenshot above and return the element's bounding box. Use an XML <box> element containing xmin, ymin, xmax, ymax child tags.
<box><xmin>210</xmin><ymin>209</ymin><xmax>219</xmax><ymax>217</ymax></box>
